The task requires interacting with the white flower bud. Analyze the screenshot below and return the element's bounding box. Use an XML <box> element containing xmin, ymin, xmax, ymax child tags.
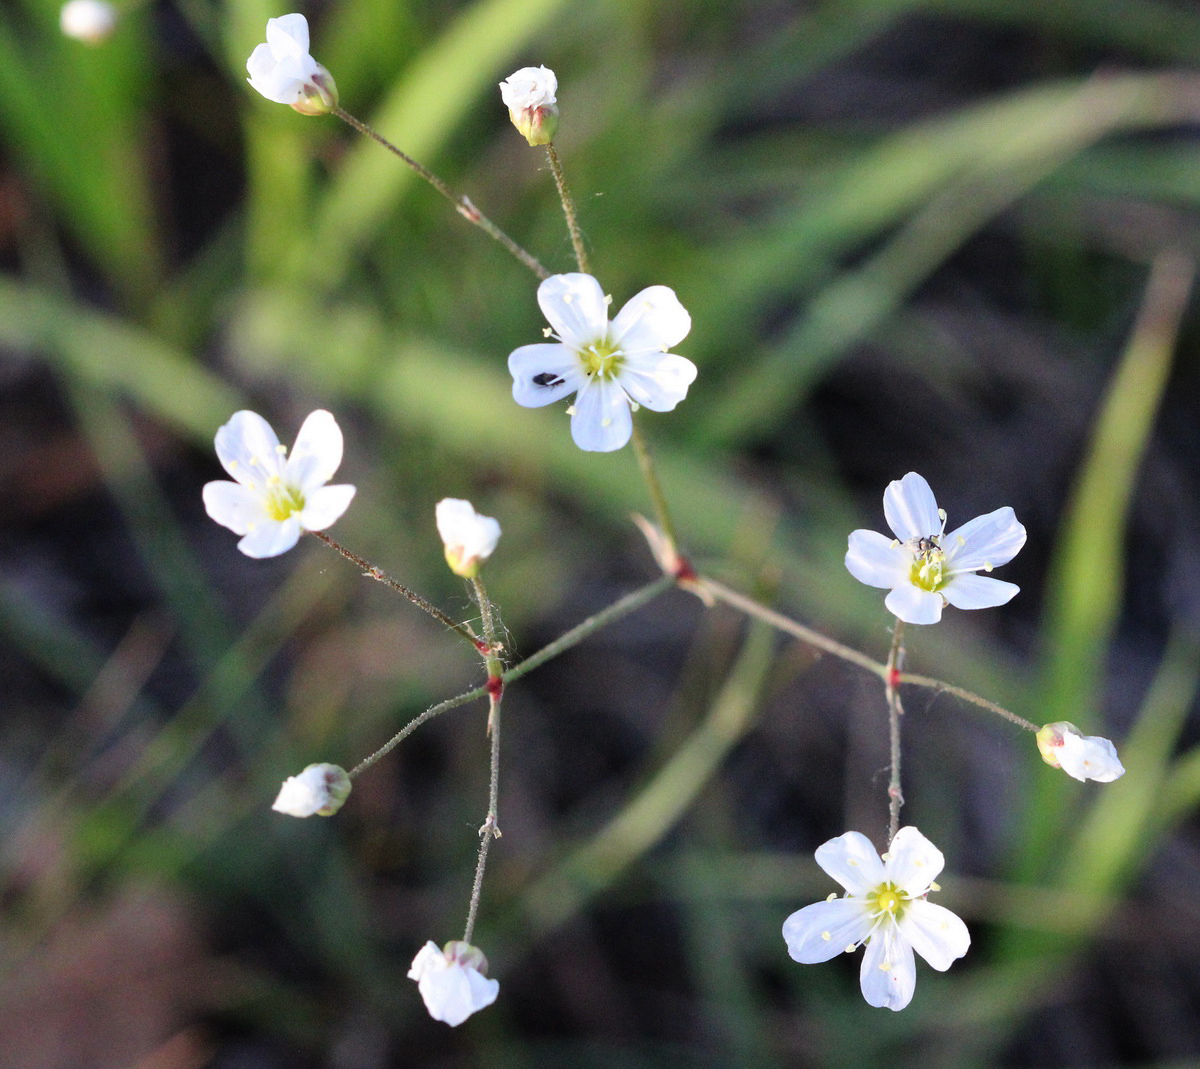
<box><xmin>271</xmin><ymin>763</ymin><xmax>352</xmax><ymax>817</ymax></box>
<box><xmin>1036</xmin><ymin>722</ymin><xmax>1125</xmax><ymax>782</ymax></box>
<box><xmin>436</xmin><ymin>498</ymin><xmax>501</xmax><ymax>579</ymax></box>
<box><xmin>60</xmin><ymin>0</ymin><xmax>116</xmax><ymax>44</ymax></box>
<box><xmin>408</xmin><ymin>940</ymin><xmax>499</xmax><ymax>1026</ymax></box>
<box><xmin>499</xmin><ymin>65</ymin><xmax>558</xmax><ymax>145</ymax></box>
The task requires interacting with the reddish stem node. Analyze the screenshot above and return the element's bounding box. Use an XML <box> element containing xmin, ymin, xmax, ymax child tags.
<box><xmin>486</xmin><ymin>675</ymin><xmax>503</xmax><ymax>700</ymax></box>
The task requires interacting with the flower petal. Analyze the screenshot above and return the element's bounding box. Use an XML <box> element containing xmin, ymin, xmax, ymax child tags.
<box><xmin>537</xmin><ymin>273</ymin><xmax>608</xmax><ymax>349</ymax></box>
<box><xmin>237</xmin><ymin>518</ymin><xmax>302</xmax><ymax>558</ymax></box>
<box><xmin>883</xmin><ymin>472</ymin><xmax>941</xmax><ymax>543</ymax></box>
<box><xmin>1057</xmin><ymin>731</ymin><xmax>1126</xmax><ymax>782</ymax></box>
<box><xmin>944</xmin><ymin>506</ymin><xmax>1026</xmax><ymax>571</ymax></box>
<box><xmin>814</xmin><ymin>831</ymin><xmax>886</xmax><ymax>894</ymax></box>
<box><xmin>508</xmin><ymin>343</ymin><xmax>582</xmax><ymax>407</ymax></box>
<box><xmin>942</xmin><ymin>573</ymin><xmax>1019</xmax><ymax>610</ymax></box>
<box><xmin>203</xmin><ymin>480</ymin><xmax>268</xmax><ymax>535</ymax></box>
<box><xmin>845</xmin><ymin>530</ymin><xmax>911</xmax><ymax>589</ymax></box>
<box><xmin>610</xmin><ymin>285</ymin><xmax>692</xmax><ymax>354</ymax></box>
<box><xmin>265</xmin><ymin>12</ymin><xmax>309</xmax><ymax>56</ymax></box>
<box><xmin>859</xmin><ymin>920</ymin><xmax>916</xmax><ymax>1010</ymax></box>
<box><xmin>570</xmin><ymin>377</ymin><xmax>633</xmax><ymax>452</ymax></box>
<box><xmin>884</xmin><ymin>584</ymin><xmax>944</xmax><ymax>625</ymax></box>
<box><xmin>214</xmin><ymin>410</ymin><xmax>285</xmax><ymax>488</ymax></box>
<box><xmin>883</xmin><ymin>827</ymin><xmax>945</xmax><ymax>895</ymax></box>
<box><xmin>618</xmin><ymin>353</ymin><xmax>698</xmax><ymax>412</ymax></box>
<box><xmin>782</xmin><ymin>899</ymin><xmax>873</xmax><ymax>964</ymax></box>
<box><xmin>898</xmin><ymin>900</ymin><xmax>970</xmax><ymax>971</ymax></box>
<box><xmin>299</xmin><ymin>484</ymin><xmax>356</xmax><ymax>531</ymax></box>
<box><xmin>287</xmin><ymin>409</ymin><xmax>344</xmax><ymax>492</ymax></box>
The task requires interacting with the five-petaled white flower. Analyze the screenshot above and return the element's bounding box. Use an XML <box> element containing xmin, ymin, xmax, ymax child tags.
<box><xmin>508</xmin><ymin>273</ymin><xmax>697</xmax><ymax>452</ymax></box>
<box><xmin>246</xmin><ymin>14</ymin><xmax>338</xmax><ymax>114</ymax></box>
<box><xmin>499</xmin><ymin>65</ymin><xmax>558</xmax><ymax>145</ymax></box>
<box><xmin>845</xmin><ymin>471</ymin><xmax>1026</xmax><ymax>625</ymax></box>
<box><xmin>1036</xmin><ymin>722</ymin><xmax>1125</xmax><ymax>782</ymax></box>
<box><xmin>272</xmin><ymin>763</ymin><xmax>352</xmax><ymax>817</ymax></box>
<box><xmin>782</xmin><ymin>827</ymin><xmax>970</xmax><ymax>1012</ymax></box>
<box><xmin>60</xmin><ymin>0</ymin><xmax>116</xmax><ymax>44</ymax></box>
<box><xmin>408</xmin><ymin>941</ymin><xmax>499</xmax><ymax>1026</ymax></box>
<box><xmin>436</xmin><ymin>498</ymin><xmax>501</xmax><ymax>579</ymax></box>
<box><xmin>203</xmin><ymin>409</ymin><xmax>356</xmax><ymax>558</ymax></box>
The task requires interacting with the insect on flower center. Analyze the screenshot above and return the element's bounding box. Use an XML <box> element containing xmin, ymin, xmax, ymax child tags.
<box><xmin>908</xmin><ymin>535</ymin><xmax>946</xmax><ymax>592</ymax></box>
<box><xmin>580</xmin><ymin>339</ymin><xmax>623</xmax><ymax>380</ymax></box>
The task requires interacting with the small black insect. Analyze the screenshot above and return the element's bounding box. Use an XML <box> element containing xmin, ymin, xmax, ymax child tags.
<box><xmin>532</xmin><ymin>372</ymin><xmax>565</xmax><ymax>387</ymax></box>
<box><xmin>913</xmin><ymin>535</ymin><xmax>941</xmax><ymax>558</ymax></box>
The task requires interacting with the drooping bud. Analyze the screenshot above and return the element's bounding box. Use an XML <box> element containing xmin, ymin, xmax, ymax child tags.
<box><xmin>436</xmin><ymin>498</ymin><xmax>501</xmax><ymax>579</ymax></box>
<box><xmin>408</xmin><ymin>940</ymin><xmax>499</xmax><ymax>1026</ymax></box>
<box><xmin>499</xmin><ymin>65</ymin><xmax>559</xmax><ymax>146</ymax></box>
<box><xmin>271</xmin><ymin>763</ymin><xmax>352</xmax><ymax>817</ymax></box>
<box><xmin>1036</xmin><ymin>722</ymin><xmax>1125</xmax><ymax>782</ymax></box>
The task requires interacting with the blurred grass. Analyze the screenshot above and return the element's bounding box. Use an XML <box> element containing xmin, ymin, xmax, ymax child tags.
<box><xmin>3</xmin><ymin>0</ymin><xmax>1200</xmax><ymax>1064</ymax></box>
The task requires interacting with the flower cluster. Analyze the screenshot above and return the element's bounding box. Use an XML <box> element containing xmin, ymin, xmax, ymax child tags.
<box><xmin>782</xmin><ymin>827</ymin><xmax>970</xmax><ymax>1011</ymax></box>
<box><xmin>845</xmin><ymin>472</ymin><xmax>1026</xmax><ymax>625</ymax></box>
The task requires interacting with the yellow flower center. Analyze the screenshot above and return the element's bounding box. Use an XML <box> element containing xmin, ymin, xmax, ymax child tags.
<box><xmin>580</xmin><ymin>340</ymin><xmax>623</xmax><ymax>380</ymax></box>
<box><xmin>264</xmin><ymin>477</ymin><xmax>305</xmax><ymax>521</ymax></box>
<box><xmin>908</xmin><ymin>536</ymin><xmax>945</xmax><ymax>592</ymax></box>
<box><xmin>867</xmin><ymin>882</ymin><xmax>906</xmax><ymax>918</ymax></box>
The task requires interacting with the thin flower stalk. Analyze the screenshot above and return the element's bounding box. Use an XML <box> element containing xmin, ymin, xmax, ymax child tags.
<box><xmin>630</xmin><ymin>422</ymin><xmax>681</xmax><ymax>558</ymax></box>
<box><xmin>886</xmin><ymin>622</ymin><xmax>906</xmax><ymax>843</ymax></box>
<box><xmin>331</xmin><ymin>107</ymin><xmax>549</xmax><ymax>280</ymax></box>
<box><xmin>546</xmin><ymin>142</ymin><xmax>588</xmax><ymax>273</ymax></box>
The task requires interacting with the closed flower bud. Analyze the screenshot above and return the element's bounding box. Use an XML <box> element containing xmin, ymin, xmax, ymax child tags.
<box><xmin>271</xmin><ymin>763</ymin><xmax>352</xmax><ymax>817</ymax></box>
<box><xmin>408</xmin><ymin>940</ymin><xmax>499</xmax><ymax>1026</ymax></box>
<box><xmin>1036</xmin><ymin>722</ymin><xmax>1125</xmax><ymax>782</ymax></box>
<box><xmin>247</xmin><ymin>14</ymin><xmax>339</xmax><ymax>115</ymax></box>
<box><xmin>499</xmin><ymin>65</ymin><xmax>558</xmax><ymax>146</ymax></box>
<box><xmin>436</xmin><ymin>498</ymin><xmax>501</xmax><ymax>579</ymax></box>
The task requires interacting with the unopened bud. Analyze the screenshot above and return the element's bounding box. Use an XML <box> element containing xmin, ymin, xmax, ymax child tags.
<box><xmin>499</xmin><ymin>65</ymin><xmax>559</xmax><ymax>146</ymax></box>
<box><xmin>271</xmin><ymin>762</ymin><xmax>352</xmax><ymax>817</ymax></box>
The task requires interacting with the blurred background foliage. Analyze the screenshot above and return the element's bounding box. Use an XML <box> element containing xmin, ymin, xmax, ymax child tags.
<box><xmin>3</xmin><ymin>0</ymin><xmax>1200</xmax><ymax>1064</ymax></box>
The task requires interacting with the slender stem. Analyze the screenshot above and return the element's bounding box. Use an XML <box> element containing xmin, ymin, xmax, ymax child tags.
<box><xmin>464</xmin><ymin>576</ymin><xmax>504</xmax><ymax>945</ymax></box>
<box><xmin>886</xmin><ymin>622</ymin><xmax>906</xmax><ymax>844</ymax></box>
<box><xmin>545</xmin><ymin>142</ymin><xmax>588</xmax><ymax>274</ymax></box>
<box><xmin>309</xmin><ymin>531</ymin><xmax>480</xmax><ymax>649</ymax></box>
<box><xmin>700</xmin><ymin>578</ymin><xmax>886</xmax><ymax>677</ymax></box>
<box><xmin>900</xmin><ymin>673</ymin><xmax>1039</xmax><ymax>732</ymax></box>
<box><xmin>348</xmin><ymin>685</ymin><xmax>485</xmax><ymax>777</ymax></box>
<box><xmin>630</xmin><ymin>423</ymin><xmax>681</xmax><ymax>554</ymax></box>
<box><xmin>332</xmin><ymin>107</ymin><xmax>549</xmax><ymax>280</ymax></box>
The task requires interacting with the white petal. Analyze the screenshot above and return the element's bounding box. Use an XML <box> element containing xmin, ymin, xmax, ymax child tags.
<box><xmin>203</xmin><ymin>480</ymin><xmax>268</xmax><ymax>535</ymax></box>
<box><xmin>814</xmin><ymin>831</ymin><xmax>886</xmax><ymax>894</ymax></box>
<box><xmin>407</xmin><ymin>941</ymin><xmax>443</xmax><ymax>981</ymax></box>
<box><xmin>884</xmin><ymin>585</ymin><xmax>944</xmax><ymax>625</ymax></box>
<box><xmin>416</xmin><ymin>963</ymin><xmax>498</xmax><ymax>1027</ymax></box>
<box><xmin>298</xmin><ymin>484</ymin><xmax>356</xmax><ymax>531</ymax></box>
<box><xmin>1057</xmin><ymin>732</ymin><xmax>1126</xmax><ymax>782</ymax></box>
<box><xmin>237</xmin><ymin>518</ymin><xmax>302</xmax><ymax>558</ymax></box>
<box><xmin>570</xmin><ymin>378</ymin><xmax>633</xmax><ymax>452</ymax></box>
<box><xmin>944</xmin><ymin>507</ymin><xmax>1026</xmax><ymax>571</ymax></box>
<box><xmin>499</xmin><ymin>65</ymin><xmax>557</xmax><ymax>109</ymax></box>
<box><xmin>883</xmin><ymin>827</ymin><xmax>945</xmax><ymax>896</ymax></box>
<box><xmin>845</xmin><ymin>530</ymin><xmax>911</xmax><ymax>589</ymax></box>
<box><xmin>618</xmin><ymin>353</ymin><xmax>698</xmax><ymax>412</ymax></box>
<box><xmin>436</xmin><ymin>498</ymin><xmax>501</xmax><ymax>561</ymax></box>
<box><xmin>214</xmin><ymin>410</ymin><xmax>285</xmax><ymax>488</ymax></box>
<box><xmin>610</xmin><ymin>285</ymin><xmax>692</xmax><ymax>354</ymax></box>
<box><xmin>782</xmin><ymin>899</ymin><xmax>873</xmax><ymax>964</ymax></box>
<box><xmin>859</xmin><ymin>920</ymin><xmax>916</xmax><ymax>1011</ymax></box>
<box><xmin>883</xmin><ymin>473</ymin><xmax>941</xmax><ymax>543</ymax></box>
<box><xmin>286</xmin><ymin>409</ymin><xmax>344</xmax><ymax>492</ymax></box>
<box><xmin>537</xmin><ymin>273</ymin><xmax>609</xmax><ymax>349</ymax></box>
<box><xmin>265</xmin><ymin>13</ymin><xmax>310</xmax><ymax>56</ymax></box>
<box><xmin>898</xmin><ymin>900</ymin><xmax>970</xmax><ymax>971</ymax></box>
<box><xmin>508</xmin><ymin>343</ymin><xmax>582</xmax><ymax>407</ymax></box>
<box><xmin>942</xmin><ymin>573</ymin><xmax>1019</xmax><ymax>610</ymax></box>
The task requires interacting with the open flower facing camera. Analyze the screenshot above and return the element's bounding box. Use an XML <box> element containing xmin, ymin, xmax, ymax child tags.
<box><xmin>782</xmin><ymin>828</ymin><xmax>970</xmax><ymax>1011</ymax></box>
<box><xmin>203</xmin><ymin>410</ymin><xmax>355</xmax><ymax>558</ymax></box>
<box><xmin>845</xmin><ymin>472</ymin><xmax>1027</xmax><ymax>625</ymax></box>
<box><xmin>508</xmin><ymin>273</ymin><xmax>697</xmax><ymax>452</ymax></box>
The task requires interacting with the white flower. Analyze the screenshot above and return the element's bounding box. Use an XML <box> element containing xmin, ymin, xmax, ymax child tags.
<box><xmin>271</xmin><ymin>763</ymin><xmax>352</xmax><ymax>817</ymax></box>
<box><xmin>845</xmin><ymin>471</ymin><xmax>1026</xmax><ymax>625</ymax></box>
<box><xmin>782</xmin><ymin>827</ymin><xmax>970</xmax><ymax>1012</ymax></box>
<box><xmin>60</xmin><ymin>0</ymin><xmax>116</xmax><ymax>44</ymax></box>
<box><xmin>508</xmin><ymin>273</ymin><xmax>697</xmax><ymax>452</ymax></box>
<box><xmin>202</xmin><ymin>409</ymin><xmax>356</xmax><ymax>558</ymax></box>
<box><xmin>246</xmin><ymin>14</ymin><xmax>338</xmax><ymax>115</ymax></box>
<box><xmin>408</xmin><ymin>941</ymin><xmax>499</xmax><ymax>1026</ymax></box>
<box><xmin>1036</xmin><ymin>722</ymin><xmax>1125</xmax><ymax>782</ymax></box>
<box><xmin>499</xmin><ymin>65</ymin><xmax>558</xmax><ymax>145</ymax></box>
<box><xmin>436</xmin><ymin>498</ymin><xmax>500</xmax><ymax>578</ymax></box>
